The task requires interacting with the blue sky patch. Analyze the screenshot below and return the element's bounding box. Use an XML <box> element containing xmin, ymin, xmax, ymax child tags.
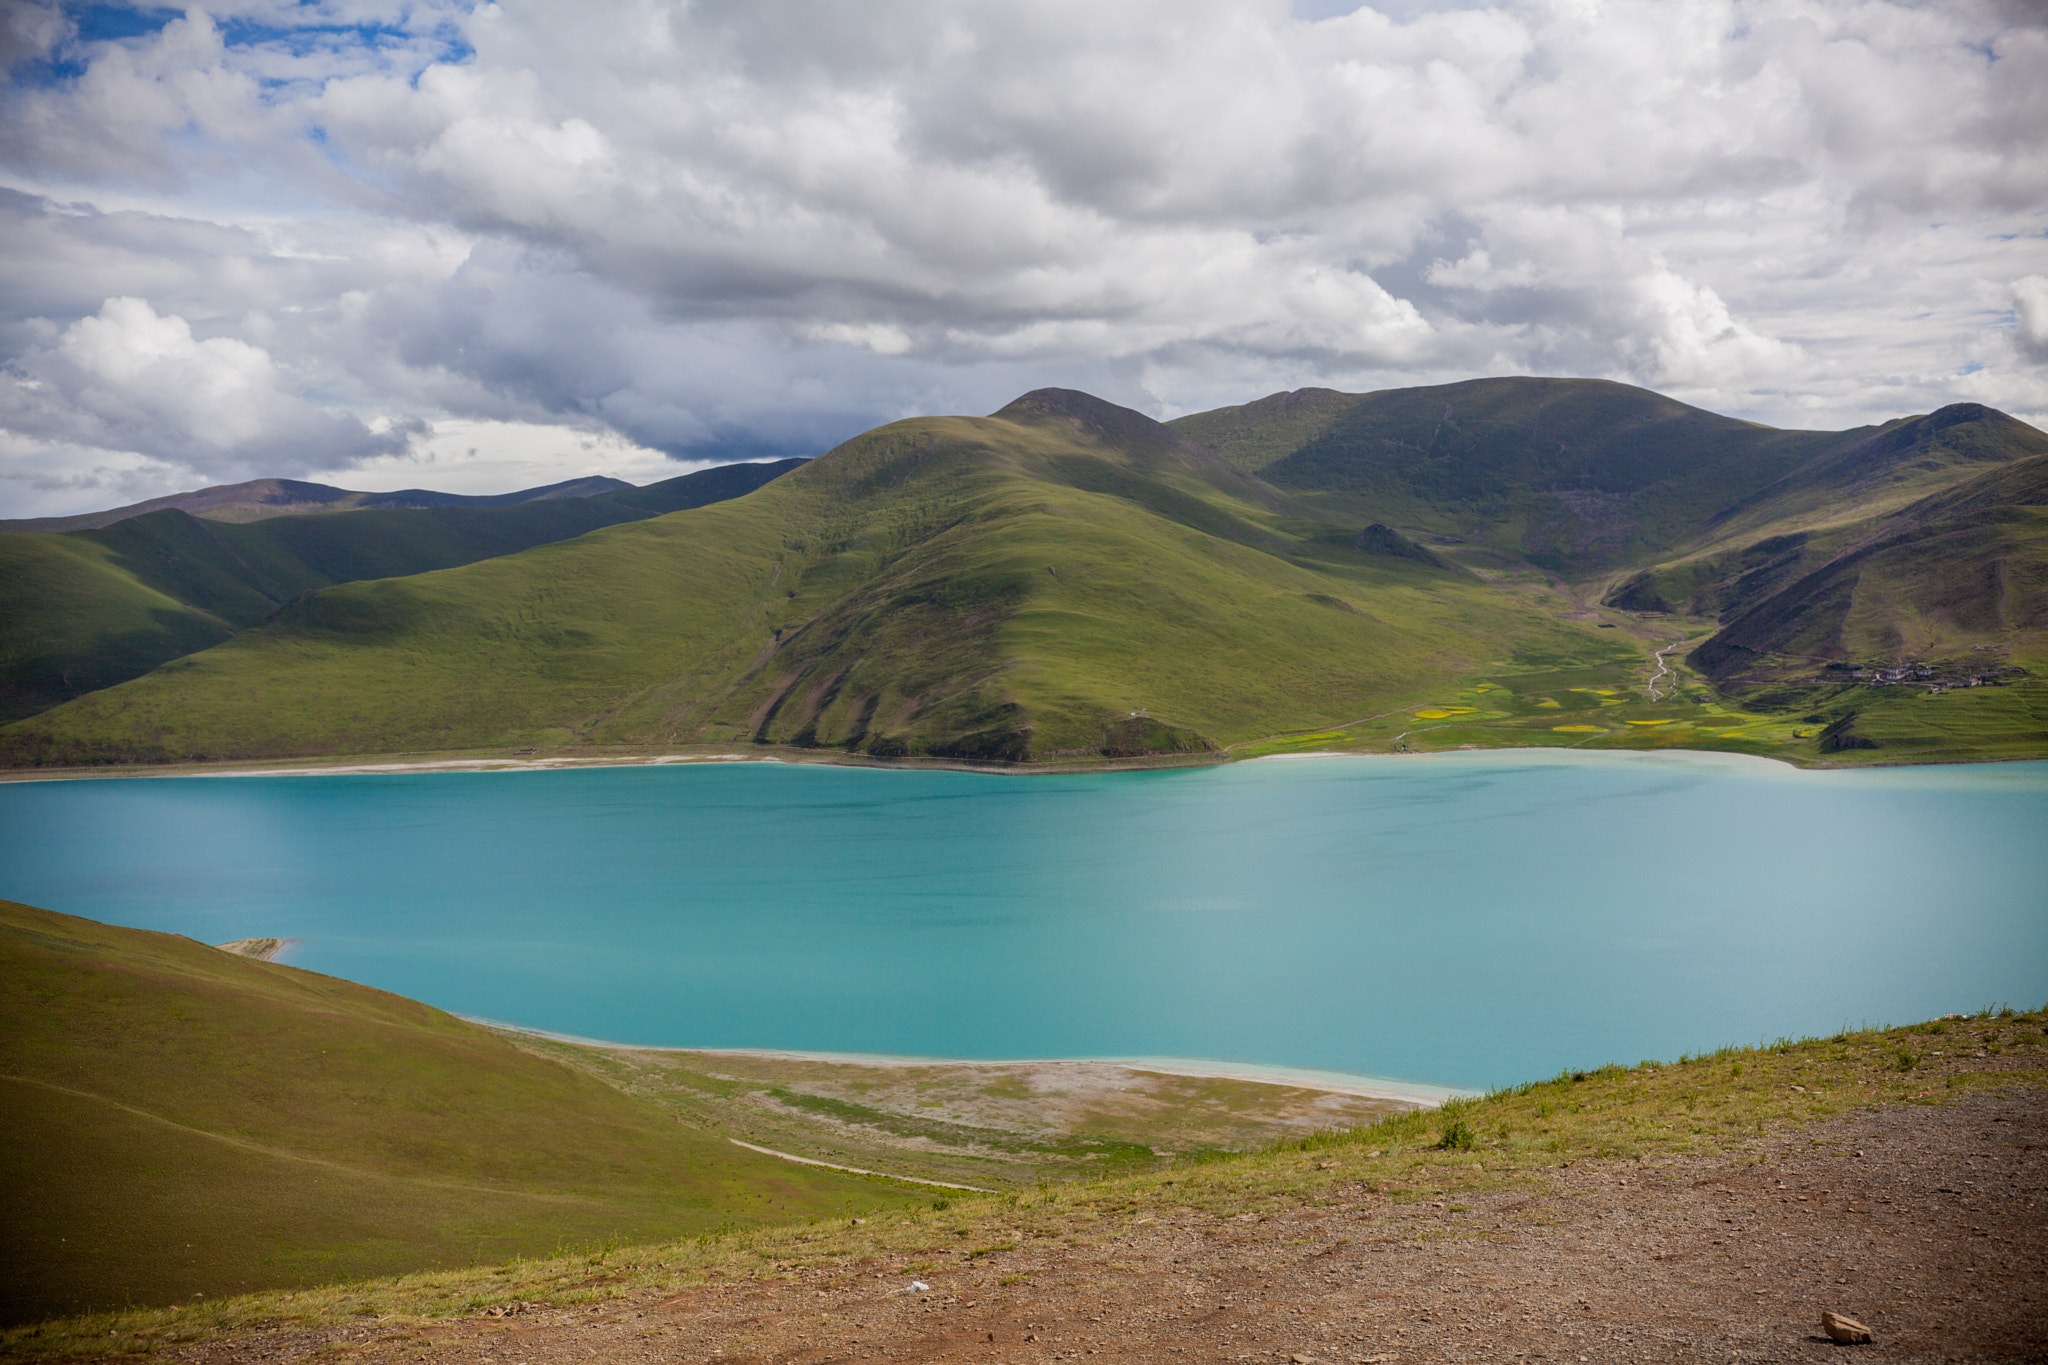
<box><xmin>70</xmin><ymin>3</ymin><xmax>180</xmax><ymax>44</ymax></box>
<box><xmin>216</xmin><ymin>15</ymin><xmax>474</xmax><ymax>67</ymax></box>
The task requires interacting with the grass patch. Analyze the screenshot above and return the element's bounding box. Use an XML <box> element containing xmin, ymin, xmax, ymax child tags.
<box><xmin>0</xmin><ymin>901</ymin><xmax>922</xmax><ymax>1325</ymax></box>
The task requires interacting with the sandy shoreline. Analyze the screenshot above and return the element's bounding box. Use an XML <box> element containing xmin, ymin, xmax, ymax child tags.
<box><xmin>0</xmin><ymin>752</ymin><xmax>784</xmax><ymax>783</ymax></box>
<box><xmin>469</xmin><ymin>1016</ymin><xmax>1468</xmax><ymax>1106</ymax></box>
<box><xmin>7</xmin><ymin>741</ymin><xmax>2039</xmax><ymax>787</ymax></box>
<box><xmin>0</xmin><ymin>742</ymin><xmax>1870</xmax><ymax>785</ymax></box>
<box><xmin>0</xmin><ymin>747</ymin><xmax>1209</xmax><ymax>784</ymax></box>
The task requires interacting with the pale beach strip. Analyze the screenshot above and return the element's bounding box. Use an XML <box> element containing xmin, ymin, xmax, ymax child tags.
<box><xmin>13</xmin><ymin>740</ymin><xmax>2045</xmax><ymax>786</ymax></box>
<box><xmin>469</xmin><ymin>1017</ymin><xmax>1464</xmax><ymax>1106</ymax></box>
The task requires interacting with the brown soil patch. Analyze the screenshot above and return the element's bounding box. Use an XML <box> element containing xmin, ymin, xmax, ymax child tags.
<box><xmin>212</xmin><ymin>939</ymin><xmax>287</xmax><ymax>961</ymax></box>
<box><xmin>143</xmin><ymin>1088</ymin><xmax>2046</xmax><ymax>1363</ymax></box>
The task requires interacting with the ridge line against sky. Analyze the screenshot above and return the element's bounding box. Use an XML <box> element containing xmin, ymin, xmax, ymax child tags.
<box><xmin>1</xmin><ymin>0</ymin><xmax>2044</xmax><ymax>517</ymax></box>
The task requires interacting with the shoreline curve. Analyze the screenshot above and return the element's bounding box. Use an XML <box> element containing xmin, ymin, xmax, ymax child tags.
<box><xmin>7</xmin><ymin>741</ymin><xmax>2044</xmax><ymax>786</ymax></box>
<box><xmin>468</xmin><ymin>1017</ymin><xmax>1468</xmax><ymax>1106</ymax></box>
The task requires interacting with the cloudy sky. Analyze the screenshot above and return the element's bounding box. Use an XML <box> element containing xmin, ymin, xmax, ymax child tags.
<box><xmin>1</xmin><ymin>0</ymin><xmax>2043</xmax><ymax>516</ymax></box>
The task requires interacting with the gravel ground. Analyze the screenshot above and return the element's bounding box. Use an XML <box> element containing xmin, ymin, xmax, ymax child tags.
<box><xmin>147</xmin><ymin>1088</ymin><xmax>2046</xmax><ymax>1365</ymax></box>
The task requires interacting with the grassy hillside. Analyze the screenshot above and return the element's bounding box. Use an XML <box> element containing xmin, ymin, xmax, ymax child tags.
<box><xmin>1686</xmin><ymin>450</ymin><xmax>2048</xmax><ymax>677</ymax></box>
<box><xmin>1169</xmin><ymin>379</ymin><xmax>2048</xmax><ymax>761</ymax></box>
<box><xmin>1164</xmin><ymin>385</ymin><xmax>1366</xmax><ymax>473</ymax></box>
<box><xmin>1170</xmin><ymin>380</ymin><xmax>2045</xmax><ymax>578</ymax></box>
<box><xmin>1603</xmin><ymin>451</ymin><xmax>2048</xmax><ymax>764</ymax></box>
<box><xmin>1172</xmin><ymin>377</ymin><xmax>1819</xmax><ymax>572</ymax></box>
<box><xmin>0</xmin><ymin>530</ymin><xmax>240</xmax><ymax>724</ymax></box>
<box><xmin>0</xmin><ymin>899</ymin><xmax>916</xmax><ymax>1324</ymax></box>
<box><xmin>0</xmin><ymin>460</ymin><xmax>800</xmax><ymax>723</ymax></box>
<box><xmin>0</xmin><ymin>390</ymin><xmax>1615</xmax><ymax>767</ymax></box>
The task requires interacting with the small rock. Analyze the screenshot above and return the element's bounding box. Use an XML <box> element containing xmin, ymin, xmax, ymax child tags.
<box><xmin>1291</xmin><ymin>1355</ymin><xmax>1322</xmax><ymax>1364</ymax></box>
<box><xmin>1821</xmin><ymin>1310</ymin><xmax>1873</xmax><ymax>1343</ymax></box>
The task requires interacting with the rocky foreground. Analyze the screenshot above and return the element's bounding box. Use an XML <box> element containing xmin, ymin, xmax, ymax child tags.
<box><xmin>134</xmin><ymin>1088</ymin><xmax>2044</xmax><ymax>1365</ymax></box>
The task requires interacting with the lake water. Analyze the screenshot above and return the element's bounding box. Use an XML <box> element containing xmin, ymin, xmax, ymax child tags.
<box><xmin>2</xmin><ymin>752</ymin><xmax>2043</xmax><ymax>1092</ymax></box>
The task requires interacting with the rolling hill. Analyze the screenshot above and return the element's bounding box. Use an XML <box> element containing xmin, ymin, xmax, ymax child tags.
<box><xmin>0</xmin><ymin>898</ymin><xmax>915</xmax><ymax>1324</ymax></box>
<box><xmin>0</xmin><ymin>459</ymin><xmax>802</xmax><ymax>723</ymax></box>
<box><xmin>0</xmin><ymin>389</ymin><xmax>1615</xmax><ymax>766</ymax></box>
<box><xmin>1</xmin><ymin>379</ymin><xmax>2042</xmax><ymax>769</ymax></box>
<box><xmin>1169</xmin><ymin>380</ymin><xmax>2046</xmax><ymax>577</ymax></box>
<box><xmin>1169</xmin><ymin>379</ymin><xmax>2048</xmax><ymax>759</ymax></box>
<box><xmin>1683</xmin><ymin>449</ymin><xmax>2048</xmax><ymax>680</ymax></box>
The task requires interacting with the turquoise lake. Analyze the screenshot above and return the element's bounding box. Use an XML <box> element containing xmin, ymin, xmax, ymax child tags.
<box><xmin>2</xmin><ymin>751</ymin><xmax>2044</xmax><ymax>1091</ymax></box>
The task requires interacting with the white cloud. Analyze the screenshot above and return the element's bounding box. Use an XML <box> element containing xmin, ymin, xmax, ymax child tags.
<box><xmin>0</xmin><ymin>295</ymin><xmax>408</xmax><ymax>481</ymax></box>
<box><xmin>0</xmin><ymin>2</ymin><xmax>69</xmax><ymax>71</ymax></box>
<box><xmin>0</xmin><ymin>428</ymin><xmax>193</xmax><ymax>523</ymax></box>
<box><xmin>802</xmin><ymin>322</ymin><xmax>915</xmax><ymax>356</ymax></box>
<box><xmin>2013</xmin><ymin>274</ymin><xmax>2048</xmax><ymax>366</ymax></box>
<box><xmin>303</xmin><ymin>418</ymin><xmax>692</xmax><ymax>497</ymax></box>
<box><xmin>1</xmin><ymin>0</ymin><xmax>2045</xmax><ymax>516</ymax></box>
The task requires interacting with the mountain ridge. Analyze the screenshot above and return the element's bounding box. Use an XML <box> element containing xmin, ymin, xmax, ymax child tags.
<box><xmin>0</xmin><ymin>473</ymin><xmax>646</xmax><ymax>535</ymax></box>
<box><xmin>0</xmin><ymin>395</ymin><xmax>1558</xmax><ymax>766</ymax></box>
<box><xmin>0</xmin><ymin>459</ymin><xmax>804</xmax><ymax>723</ymax></box>
<box><xmin>3</xmin><ymin>378</ymin><xmax>2043</xmax><ymax>769</ymax></box>
<box><xmin>1170</xmin><ymin>379</ymin><xmax>2046</xmax><ymax>578</ymax></box>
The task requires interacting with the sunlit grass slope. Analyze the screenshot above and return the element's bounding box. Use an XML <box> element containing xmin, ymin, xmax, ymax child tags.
<box><xmin>0</xmin><ymin>391</ymin><xmax>1615</xmax><ymax>766</ymax></box>
<box><xmin>0</xmin><ymin>901</ymin><xmax>915</xmax><ymax>1324</ymax></box>
<box><xmin>0</xmin><ymin>460</ymin><xmax>800</xmax><ymax>724</ymax></box>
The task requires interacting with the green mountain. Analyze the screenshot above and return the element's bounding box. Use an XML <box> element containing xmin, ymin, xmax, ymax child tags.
<box><xmin>2</xmin><ymin>380</ymin><xmax>2042</xmax><ymax>770</ymax></box>
<box><xmin>1170</xmin><ymin>380</ymin><xmax>2048</xmax><ymax>759</ymax></box>
<box><xmin>0</xmin><ymin>459</ymin><xmax>801</xmax><ymax>723</ymax></box>
<box><xmin>0</xmin><ymin>899</ymin><xmax>914</xmax><ymax>1324</ymax></box>
<box><xmin>1682</xmin><ymin>448</ymin><xmax>2048</xmax><ymax>679</ymax></box>
<box><xmin>1169</xmin><ymin>380</ymin><xmax>2044</xmax><ymax>577</ymax></box>
<box><xmin>0</xmin><ymin>389</ymin><xmax>1615</xmax><ymax>766</ymax></box>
